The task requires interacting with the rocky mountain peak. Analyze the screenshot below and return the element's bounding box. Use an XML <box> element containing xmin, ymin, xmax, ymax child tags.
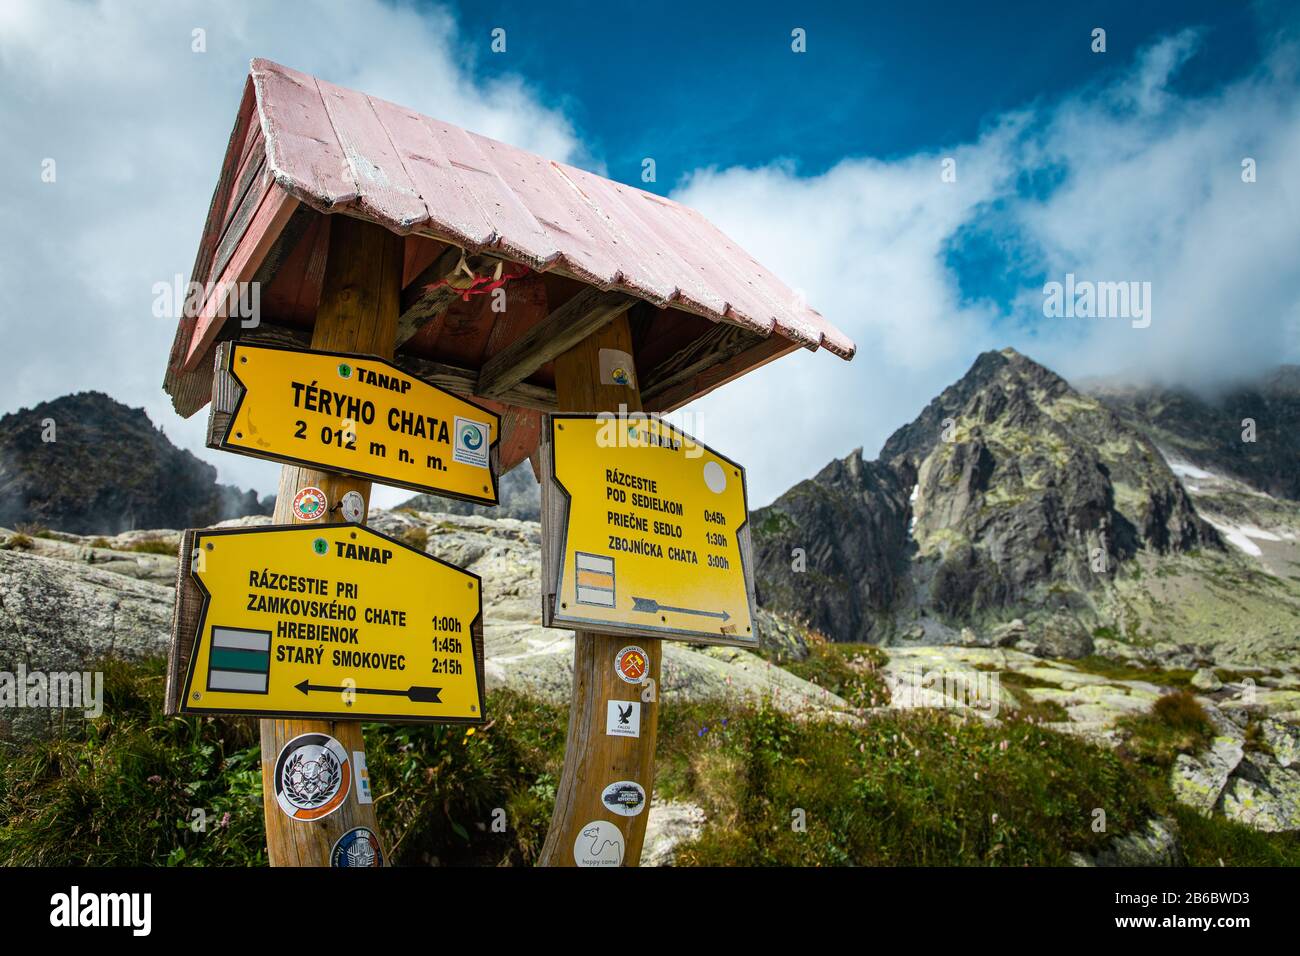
<box><xmin>754</xmin><ymin>348</ymin><xmax>1220</xmax><ymax>644</ymax></box>
<box><xmin>0</xmin><ymin>391</ymin><xmax>272</xmax><ymax>535</ymax></box>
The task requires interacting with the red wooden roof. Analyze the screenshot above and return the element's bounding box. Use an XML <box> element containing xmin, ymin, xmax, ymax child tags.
<box><xmin>164</xmin><ymin>60</ymin><xmax>854</xmax><ymax>473</ymax></box>
<box><xmin>251</xmin><ymin>58</ymin><xmax>852</xmax><ymax>357</ymax></box>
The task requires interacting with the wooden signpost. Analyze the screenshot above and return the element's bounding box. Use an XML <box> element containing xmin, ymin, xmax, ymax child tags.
<box><xmin>162</xmin><ymin>59</ymin><xmax>855</xmax><ymax>869</ymax></box>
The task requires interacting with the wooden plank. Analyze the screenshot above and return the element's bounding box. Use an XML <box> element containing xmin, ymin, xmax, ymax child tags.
<box><xmin>477</xmin><ymin>288</ymin><xmax>635</xmax><ymax>399</ymax></box>
<box><xmin>645</xmin><ymin>334</ymin><xmax>801</xmax><ymax>413</ymax></box>
<box><xmin>208</xmin><ymin>135</ymin><xmax>268</xmax><ymax>290</ymax></box>
<box><xmin>241</xmin><ymin>323</ymin><xmax>558</xmax><ymax>411</ymax></box>
<box><xmin>205</xmin><ymin>342</ymin><xmax>241</xmax><ymax>448</ymax></box>
<box><xmin>258</xmin><ymin>215</ymin><xmax>402</xmax><ymax>867</ymax></box>
<box><xmin>537</xmin><ymin>314</ymin><xmax>660</xmax><ymax>868</ymax></box>
<box><xmin>639</xmin><ymin>320</ymin><xmax>764</xmax><ymax>405</ymax></box>
<box><xmin>182</xmin><ymin>186</ymin><xmax>300</xmax><ymax>372</ymax></box>
<box><xmin>396</xmin><ymin>245</ymin><xmax>501</xmax><ymax>348</ymax></box>
<box><xmin>164</xmin><ymin>530</ymin><xmax>201</xmax><ymax>715</ymax></box>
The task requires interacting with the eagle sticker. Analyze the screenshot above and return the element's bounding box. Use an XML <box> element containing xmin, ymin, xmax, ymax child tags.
<box><xmin>606</xmin><ymin>700</ymin><xmax>641</xmax><ymax>738</ymax></box>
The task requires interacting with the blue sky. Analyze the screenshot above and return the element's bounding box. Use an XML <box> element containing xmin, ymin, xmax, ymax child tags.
<box><xmin>452</xmin><ymin>1</ymin><xmax>1263</xmax><ymax>183</ymax></box>
<box><xmin>2</xmin><ymin>0</ymin><xmax>1298</xmax><ymax>507</ymax></box>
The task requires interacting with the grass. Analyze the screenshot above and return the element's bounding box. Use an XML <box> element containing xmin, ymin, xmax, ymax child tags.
<box><xmin>1172</xmin><ymin>804</ymin><xmax>1300</xmax><ymax>866</ymax></box>
<box><xmin>125</xmin><ymin>540</ymin><xmax>176</xmax><ymax>555</ymax></box>
<box><xmin>0</xmin><ymin>533</ymin><xmax>34</xmax><ymax>551</ymax></box>
<box><xmin>401</xmin><ymin>526</ymin><xmax>429</xmax><ymax>552</ymax></box>
<box><xmin>3</xmin><ymin>653</ymin><xmax>1298</xmax><ymax>867</ymax></box>
<box><xmin>0</xmin><ymin>657</ymin><xmax>567</xmax><ymax>867</ymax></box>
<box><xmin>779</xmin><ymin>638</ymin><xmax>891</xmax><ymax>709</ymax></box>
<box><xmin>666</xmin><ymin>704</ymin><xmax>1154</xmax><ymax>866</ymax></box>
<box><xmin>1117</xmin><ymin>690</ymin><xmax>1214</xmax><ymax>768</ymax></box>
<box><xmin>1071</xmin><ymin>655</ymin><xmax>1194</xmax><ymax>688</ymax></box>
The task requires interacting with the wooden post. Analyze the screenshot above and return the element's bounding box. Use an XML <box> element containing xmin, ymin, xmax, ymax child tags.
<box><xmin>537</xmin><ymin>312</ymin><xmax>661</xmax><ymax>867</ymax></box>
<box><xmin>260</xmin><ymin>216</ymin><xmax>402</xmax><ymax>866</ymax></box>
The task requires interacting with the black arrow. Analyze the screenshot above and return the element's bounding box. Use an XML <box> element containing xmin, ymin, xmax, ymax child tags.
<box><xmin>631</xmin><ymin>597</ymin><xmax>730</xmax><ymax>621</ymax></box>
<box><xmin>295</xmin><ymin>680</ymin><xmax>442</xmax><ymax>703</ymax></box>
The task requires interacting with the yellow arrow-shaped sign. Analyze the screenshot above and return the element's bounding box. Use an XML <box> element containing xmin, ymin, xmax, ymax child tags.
<box><xmin>209</xmin><ymin>342</ymin><xmax>499</xmax><ymax>503</ymax></box>
<box><xmin>175</xmin><ymin>523</ymin><xmax>484</xmax><ymax>723</ymax></box>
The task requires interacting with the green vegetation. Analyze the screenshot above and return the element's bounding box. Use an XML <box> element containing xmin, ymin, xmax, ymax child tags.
<box><xmin>3</xmin><ymin>652</ymin><xmax>1298</xmax><ymax>867</ymax></box>
<box><xmin>666</xmin><ymin>703</ymin><xmax>1152</xmax><ymax>866</ymax></box>
<box><xmin>1117</xmin><ymin>691</ymin><xmax>1214</xmax><ymax>768</ymax></box>
<box><xmin>1172</xmin><ymin>805</ymin><xmax>1300</xmax><ymax>866</ymax></box>
<box><xmin>0</xmin><ymin>533</ymin><xmax>34</xmax><ymax>551</ymax></box>
<box><xmin>400</xmin><ymin>525</ymin><xmax>429</xmax><ymax>552</ymax></box>
<box><xmin>780</xmin><ymin>638</ymin><xmax>890</xmax><ymax>709</ymax></box>
<box><xmin>126</xmin><ymin>540</ymin><xmax>176</xmax><ymax>555</ymax></box>
<box><xmin>1071</xmin><ymin>655</ymin><xmax>1193</xmax><ymax>688</ymax></box>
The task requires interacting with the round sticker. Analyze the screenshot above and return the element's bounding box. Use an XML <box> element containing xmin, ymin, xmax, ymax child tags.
<box><xmin>331</xmin><ymin>827</ymin><xmax>384</xmax><ymax>867</ymax></box>
<box><xmin>600</xmin><ymin>780</ymin><xmax>646</xmax><ymax>818</ymax></box>
<box><xmin>274</xmin><ymin>732</ymin><xmax>351</xmax><ymax>821</ymax></box>
<box><xmin>337</xmin><ymin>362</ymin><xmax>353</xmax><ymax>379</ymax></box>
<box><xmin>340</xmin><ymin>490</ymin><xmax>366</xmax><ymax>523</ymax></box>
<box><xmin>703</xmin><ymin>460</ymin><xmax>727</xmax><ymax>494</ymax></box>
<box><xmin>292</xmin><ymin>486</ymin><xmax>328</xmax><ymax>521</ymax></box>
<box><xmin>459</xmin><ymin>421</ymin><xmax>484</xmax><ymax>452</ymax></box>
<box><xmin>615</xmin><ymin>645</ymin><xmax>649</xmax><ymax>685</ymax></box>
<box><xmin>573</xmin><ymin>820</ymin><xmax>624</xmax><ymax>867</ymax></box>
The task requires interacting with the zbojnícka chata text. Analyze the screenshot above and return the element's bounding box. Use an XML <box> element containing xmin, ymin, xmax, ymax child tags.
<box><xmin>540</xmin><ymin>413</ymin><xmax>757</xmax><ymax>648</ymax></box>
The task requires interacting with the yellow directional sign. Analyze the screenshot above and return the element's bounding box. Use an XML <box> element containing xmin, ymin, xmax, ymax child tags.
<box><xmin>210</xmin><ymin>343</ymin><xmax>499</xmax><ymax>504</ymax></box>
<box><xmin>541</xmin><ymin>414</ymin><xmax>757</xmax><ymax>648</ymax></box>
<box><xmin>175</xmin><ymin>523</ymin><xmax>485</xmax><ymax>723</ymax></box>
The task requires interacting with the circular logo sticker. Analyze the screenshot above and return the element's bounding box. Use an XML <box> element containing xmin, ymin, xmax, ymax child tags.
<box><xmin>610</xmin><ymin>366</ymin><xmax>630</xmax><ymax>386</ymax></box>
<box><xmin>574</xmin><ymin>820</ymin><xmax>624</xmax><ymax>867</ymax></box>
<box><xmin>703</xmin><ymin>460</ymin><xmax>727</xmax><ymax>494</ymax></box>
<box><xmin>340</xmin><ymin>490</ymin><xmax>366</xmax><ymax>523</ymax></box>
<box><xmin>615</xmin><ymin>645</ymin><xmax>649</xmax><ymax>685</ymax></box>
<box><xmin>331</xmin><ymin>827</ymin><xmax>384</xmax><ymax>867</ymax></box>
<box><xmin>274</xmin><ymin>732</ymin><xmax>351</xmax><ymax>821</ymax></box>
<box><xmin>312</xmin><ymin>537</ymin><xmax>329</xmax><ymax>555</ymax></box>
<box><xmin>600</xmin><ymin>780</ymin><xmax>646</xmax><ymax>817</ymax></box>
<box><xmin>337</xmin><ymin>362</ymin><xmax>353</xmax><ymax>379</ymax></box>
<box><xmin>460</xmin><ymin>423</ymin><xmax>483</xmax><ymax>451</ymax></box>
<box><xmin>292</xmin><ymin>486</ymin><xmax>328</xmax><ymax>521</ymax></box>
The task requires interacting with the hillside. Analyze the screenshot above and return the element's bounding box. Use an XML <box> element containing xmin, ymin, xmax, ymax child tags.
<box><xmin>0</xmin><ymin>392</ymin><xmax>272</xmax><ymax>535</ymax></box>
<box><xmin>398</xmin><ymin>462</ymin><xmax>540</xmax><ymax>521</ymax></box>
<box><xmin>1086</xmin><ymin>366</ymin><xmax>1300</xmax><ymax>501</ymax></box>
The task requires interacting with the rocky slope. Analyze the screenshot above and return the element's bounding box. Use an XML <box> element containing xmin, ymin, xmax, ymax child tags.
<box><xmin>0</xmin><ymin>392</ymin><xmax>272</xmax><ymax>535</ymax></box>
<box><xmin>755</xmin><ymin>348</ymin><xmax>1222</xmax><ymax>647</ymax></box>
<box><xmin>399</xmin><ymin>462</ymin><xmax>540</xmax><ymax>521</ymax></box>
<box><xmin>1087</xmin><ymin>365</ymin><xmax>1300</xmax><ymax>501</ymax></box>
<box><xmin>0</xmin><ymin>509</ymin><xmax>842</xmax><ymax>740</ymax></box>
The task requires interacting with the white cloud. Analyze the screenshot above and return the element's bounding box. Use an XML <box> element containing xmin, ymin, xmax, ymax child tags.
<box><xmin>676</xmin><ymin>25</ymin><xmax>1300</xmax><ymax>505</ymax></box>
<box><xmin>0</xmin><ymin>0</ymin><xmax>582</xmax><ymax>509</ymax></box>
<box><xmin>2</xmin><ymin>4</ymin><xmax>1297</xmax><ymax>515</ymax></box>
